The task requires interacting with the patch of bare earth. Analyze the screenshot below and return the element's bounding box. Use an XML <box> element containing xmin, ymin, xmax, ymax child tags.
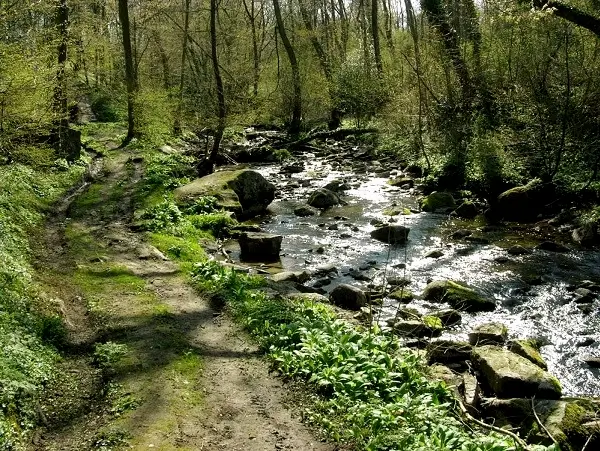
<box><xmin>33</xmin><ymin>150</ymin><xmax>335</xmax><ymax>450</ymax></box>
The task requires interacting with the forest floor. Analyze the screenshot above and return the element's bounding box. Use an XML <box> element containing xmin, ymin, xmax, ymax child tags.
<box><xmin>30</xmin><ymin>139</ymin><xmax>335</xmax><ymax>450</ymax></box>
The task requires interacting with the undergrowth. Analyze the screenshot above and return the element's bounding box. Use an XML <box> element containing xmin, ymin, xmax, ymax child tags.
<box><xmin>0</xmin><ymin>160</ymin><xmax>86</xmax><ymax>448</ymax></box>
<box><xmin>189</xmin><ymin>261</ymin><xmax>556</xmax><ymax>451</ymax></box>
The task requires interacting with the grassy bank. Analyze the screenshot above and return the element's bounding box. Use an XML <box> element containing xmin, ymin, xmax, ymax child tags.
<box><xmin>0</xmin><ymin>154</ymin><xmax>88</xmax><ymax>448</ymax></box>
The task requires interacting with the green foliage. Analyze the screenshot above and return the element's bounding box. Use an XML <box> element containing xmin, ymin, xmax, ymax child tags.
<box><xmin>332</xmin><ymin>52</ymin><xmax>388</xmax><ymax>127</ymax></box>
<box><xmin>188</xmin><ymin>213</ymin><xmax>235</xmax><ymax>237</ymax></box>
<box><xmin>184</xmin><ymin>196</ymin><xmax>219</xmax><ymax>215</ymax></box>
<box><xmin>0</xmin><ymin>160</ymin><xmax>86</xmax><ymax>448</ymax></box>
<box><xmin>93</xmin><ymin>342</ymin><xmax>128</xmax><ymax>371</ymax></box>
<box><xmin>89</xmin><ymin>91</ymin><xmax>125</xmax><ymax>123</ymax></box>
<box><xmin>134</xmin><ymin>88</ymin><xmax>175</xmax><ymax>145</ymax></box>
<box><xmin>139</xmin><ymin>153</ymin><xmax>196</xmax><ymax>196</ymax></box>
<box><xmin>139</xmin><ymin>200</ymin><xmax>183</xmax><ymax>232</ymax></box>
<box><xmin>189</xmin><ymin>261</ymin><xmax>546</xmax><ymax>451</ymax></box>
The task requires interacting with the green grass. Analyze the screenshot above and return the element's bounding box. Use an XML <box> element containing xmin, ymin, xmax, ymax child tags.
<box><xmin>0</xmin><ymin>160</ymin><xmax>87</xmax><ymax>448</ymax></box>
<box><xmin>187</xmin><ymin>260</ymin><xmax>555</xmax><ymax>451</ymax></box>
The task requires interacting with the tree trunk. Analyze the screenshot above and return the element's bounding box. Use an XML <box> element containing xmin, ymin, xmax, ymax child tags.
<box><xmin>53</xmin><ymin>0</ymin><xmax>69</xmax><ymax>157</ymax></box>
<box><xmin>118</xmin><ymin>0</ymin><xmax>137</xmax><ymax>144</ymax></box>
<box><xmin>174</xmin><ymin>0</ymin><xmax>191</xmax><ymax>134</ymax></box>
<box><xmin>371</xmin><ymin>0</ymin><xmax>383</xmax><ymax>75</ymax></box>
<box><xmin>533</xmin><ymin>0</ymin><xmax>600</xmax><ymax>38</ymax></box>
<box><xmin>243</xmin><ymin>0</ymin><xmax>260</xmax><ymax>98</ymax></box>
<box><xmin>200</xmin><ymin>0</ymin><xmax>226</xmax><ymax>176</ymax></box>
<box><xmin>273</xmin><ymin>0</ymin><xmax>302</xmax><ymax>134</ymax></box>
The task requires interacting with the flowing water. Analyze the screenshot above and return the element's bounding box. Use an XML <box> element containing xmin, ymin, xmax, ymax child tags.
<box><xmin>235</xmin><ymin>152</ymin><xmax>600</xmax><ymax>397</ymax></box>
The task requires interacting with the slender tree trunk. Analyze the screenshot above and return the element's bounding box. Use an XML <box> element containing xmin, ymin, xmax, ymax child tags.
<box><xmin>371</xmin><ymin>0</ymin><xmax>383</xmax><ymax>75</ymax></box>
<box><xmin>273</xmin><ymin>0</ymin><xmax>302</xmax><ymax>134</ymax></box>
<box><xmin>381</xmin><ymin>0</ymin><xmax>394</xmax><ymax>52</ymax></box>
<box><xmin>405</xmin><ymin>0</ymin><xmax>430</xmax><ymax>169</ymax></box>
<box><xmin>53</xmin><ymin>0</ymin><xmax>69</xmax><ymax>158</ymax></box>
<box><xmin>243</xmin><ymin>0</ymin><xmax>260</xmax><ymax>98</ymax></box>
<box><xmin>174</xmin><ymin>0</ymin><xmax>191</xmax><ymax>134</ymax></box>
<box><xmin>201</xmin><ymin>0</ymin><xmax>226</xmax><ymax>175</ymax></box>
<box><xmin>118</xmin><ymin>0</ymin><xmax>137</xmax><ymax>144</ymax></box>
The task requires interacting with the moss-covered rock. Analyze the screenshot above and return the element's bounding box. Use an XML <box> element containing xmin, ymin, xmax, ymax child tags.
<box><xmin>307</xmin><ymin>188</ymin><xmax>341</xmax><ymax>209</ymax></box>
<box><xmin>471</xmin><ymin>345</ymin><xmax>561</xmax><ymax>399</ymax></box>
<box><xmin>495</xmin><ymin>178</ymin><xmax>544</xmax><ymax>221</ymax></box>
<box><xmin>468</xmin><ymin>322</ymin><xmax>508</xmax><ymax>345</ymax></box>
<box><xmin>392</xmin><ymin>318</ymin><xmax>443</xmax><ymax>338</ymax></box>
<box><xmin>388</xmin><ymin>288</ymin><xmax>414</xmax><ymax>303</ymax></box>
<box><xmin>370</xmin><ymin>225</ymin><xmax>410</xmax><ymax>244</ymax></box>
<box><xmin>420</xmin><ymin>191</ymin><xmax>456</xmax><ymax>213</ymax></box>
<box><xmin>509</xmin><ymin>339</ymin><xmax>547</xmax><ymax>370</ymax></box>
<box><xmin>388</xmin><ymin>177</ymin><xmax>414</xmax><ymax>188</ymax></box>
<box><xmin>426</xmin><ymin>340</ymin><xmax>472</xmax><ymax>364</ymax></box>
<box><xmin>382</xmin><ymin>205</ymin><xmax>412</xmax><ymax>216</ymax></box>
<box><xmin>422</xmin><ymin>280</ymin><xmax>496</xmax><ymax>313</ymax></box>
<box><xmin>174</xmin><ymin>169</ymin><xmax>275</xmax><ymax>219</ymax></box>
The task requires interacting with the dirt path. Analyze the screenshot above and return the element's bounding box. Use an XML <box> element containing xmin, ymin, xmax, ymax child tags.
<box><xmin>34</xmin><ymin>148</ymin><xmax>335</xmax><ymax>450</ymax></box>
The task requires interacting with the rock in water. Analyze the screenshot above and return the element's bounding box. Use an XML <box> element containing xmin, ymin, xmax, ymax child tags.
<box><xmin>468</xmin><ymin>322</ymin><xmax>508</xmax><ymax>345</ymax></box>
<box><xmin>509</xmin><ymin>339</ymin><xmax>548</xmax><ymax>370</ymax></box>
<box><xmin>471</xmin><ymin>345</ymin><xmax>562</xmax><ymax>399</ymax></box>
<box><xmin>370</xmin><ymin>225</ymin><xmax>410</xmax><ymax>244</ymax></box>
<box><xmin>174</xmin><ymin>169</ymin><xmax>275</xmax><ymax>219</ymax></box>
<box><xmin>420</xmin><ymin>191</ymin><xmax>456</xmax><ymax>213</ymax></box>
<box><xmin>422</xmin><ymin>280</ymin><xmax>495</xmax><ymax>312</ymax></box>
<box><xmin>495</xmin><ymin>179</ymin><xmax>545</xmax><ymax>221</ymax></box>
<box><xmin>329</xmin><ymin>284</ymin><xmax>367</xmax><ymax>310</ymax></box>
<box><xmin>294</xmin><ymin>205</ymin><xmax>318</xmax><ymax>217</ymax></box>
<box><xmin>452</xmin><ymin>201</ymin><xmax>478</xmax><ymax>219</ymax></box>
<box><xmin>238</xmin><ymin>232</ymin><xmax>282</xmax><ymax>262</ymax></box>
<box><xmin>307</xmin><ymin>188</ymin><xmax>341</xmax><ymax>209</ymax></box>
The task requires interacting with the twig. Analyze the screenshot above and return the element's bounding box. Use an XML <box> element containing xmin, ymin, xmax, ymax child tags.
<box><xmin>531</xmin><ymin>396</ymin><xmax>558</xmax><ymax>446</ymax></box>
<box><xmin>582</xmin><ymin>434</ymin><xmax>593</xmax><ymax>451</ymax></box>
<box><xmin>456</xmin><ymin>397</ymin><xmax>531</xmax><ymax>450</ymax></box>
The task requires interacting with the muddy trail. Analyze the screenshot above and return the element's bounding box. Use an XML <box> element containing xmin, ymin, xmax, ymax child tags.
<box><xmin>32</xmin><ymin>147</ymin><xmax>333</xmax><ymax>450</ymax></box>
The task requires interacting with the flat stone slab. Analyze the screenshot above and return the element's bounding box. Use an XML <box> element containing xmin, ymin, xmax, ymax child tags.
<box><xmin>471</xmin><ymin>345</ymin><xmax>561</xmax><ymax>399</ymax></box>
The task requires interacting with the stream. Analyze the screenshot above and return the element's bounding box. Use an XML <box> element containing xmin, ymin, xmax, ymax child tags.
<box><xmin>226</xmin><ymin>149</ymin><xmax>600</xmax><ymax>397</ymax></box>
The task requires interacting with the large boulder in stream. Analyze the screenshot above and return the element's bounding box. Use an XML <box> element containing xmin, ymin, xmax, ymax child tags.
<box><xmin>174</xmin><ymin>169</ymin><xmax>275</xmax><ymax>219</ymax></box>
<box><xmin>471</xmin><ymin>345</ymin><xmax>562</xmax><ymax>399</ymax></box>
<box><xmin>307</xmin><ymin>188</ymin><xmax>341</xmax><ymax>209</ymax></box>
<box><xmin>422</xmin><ymin>280</ymin><xmax>496</xmax><ymax>313</ymax></box>
<box><xmin>370</xmin><ymin>225</ymin><xmax>410</xmax><ymax>244</ymax></box>
<box><xmin>238</xmin><ymin>232</ymin><xmax>282</xmax><ymax>262</ymax></box>
<box><xmin>329</xmin><ymin>284</ymin><xmax>367</xmax><ymax>310</ymax></box>
<box><xmin>420</xmin><ymin>191</ymin><xmax>456</xmax><ymax>213</ymax></box>
<box><xmin>495</xmin><ymin>178</ymin><xmax>547</xmax><ymax>221</ymax></box>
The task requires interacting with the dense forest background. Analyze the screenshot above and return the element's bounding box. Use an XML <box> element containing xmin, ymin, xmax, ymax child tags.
<box><xmin>2</xmin><ymin>0</ymin><xmax>600</xmax><ymax>201</ymax></box>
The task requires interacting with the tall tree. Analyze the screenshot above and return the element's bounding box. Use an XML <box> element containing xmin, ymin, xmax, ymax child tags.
<box><xmin>173</xmin><ymin>0</ymin><xmax>191</xmax><ymax>134</ymax></box>
<box><xmin>273</xmin><ymin>0</ymin><xmax>302</xmax><ymax>134</ymax></box>
<box><xmin>53</xmin><ymin>0</ymin><xmax>70</xmax><ymax>157</ymax></box>
<box><xmin>118</xmin><ymin>0</ymin><xmax>137</xmax><ymax>144</ymax></box>
<box><xmin>199</xmin><ymin>0</ymin><xmax>226</xmax><ymax>175</ymax></box>
<box><xmin>372</xmin><ymin>0</ymin><xmax>383</xmax><ymax>75</ymax></box>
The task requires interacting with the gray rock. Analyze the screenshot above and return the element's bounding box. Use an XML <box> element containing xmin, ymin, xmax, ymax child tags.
<box><xmin>238</xmin><ymin>232</ymin><xmax>282</xmax><ymax>262</ymax></box>
<box><xmin>420</xmin><ymin>191</ymin><xmax>456</xmax><ymax>212</ymax></box>
<box><xmin>508</xmin><ymin>339</ymin><xmax>547</xmax><ymax>369</ymax></box>
<box><xmin>426</xmin><ymin>340</ymin><xmax>472</xmax><ymax>364</ymax></box>
<box><xmin>507</xmin><ymin>245</ymin><xmax>532</xmax><ymax>255</ymax></box>
<box><xmin>422</xmin><ymin>280</ymin><xmax>496</xmax><ymax>313</ymax></box>
<box><xmin>462</xmin><ymin>373</ymin><xmax>481</xmax><ymax>414</ymax></box>
<box><xmin>174</xmin><ymin>169</ymin><xmax>275</xmax><ymax>219</ymax></box>
<box><xmin>424</xmin><ymin>249</ymin><xmax>444</xmax><ymax>259</ymax></box>
<box><xmin>370</xmin><ymin>225</ymin><xmax>410</xmax><ymax>244</ymax></box>
<box><xmin>329</xmin><ymin>284</ymin><xmax>367</xmax><ymax>310</ymax></box>
<box><xmin>450</xmin><ymin>229</ymin><xmax>472</xmax><ymax>239</ymax></box>
<box><xmin>294</xmin><ymin>205</ymin><xmax>318</xmax><ymax>217</ymax></box>
<box><xmin>471</xmin><ymin>345</ymin><xmax>562</xmax><ymax>398</ymax></box>
<box><xmin>469</xmin><ymin>322</ymin><xmax>508</xmax><ymax>345</ymax></box>
<box><xmin>272</xmin><ymin>271</ymin><xmax>310</xmax><ymax>284</ymax></box>
<box><xmin>536</xmin><ymin>241</ymin><xmax>570</xmax><ymax>253</ymax></box>
<box><xmin>584</xmin><ymin>356</ymin><xmax>600</xmax><ymax>368</ymax></box>
<box><xmin>307</xmin><ymin>188</ymin><xmax>341</xmax><ymax>209</ymax></box>
<box><xmin>429</xmin><ymin>309</ymin><xmax>462</xmax><ymax>327</ymax></box>
<box><xmin>392</xmin><ymin>318</ymin><xmax>443</xmax><ymax>338</ymax></box>
<box><xmin>452</xmin><ymin>201</ymin><xmax>478</xmax><ymax>219</ymax></box>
